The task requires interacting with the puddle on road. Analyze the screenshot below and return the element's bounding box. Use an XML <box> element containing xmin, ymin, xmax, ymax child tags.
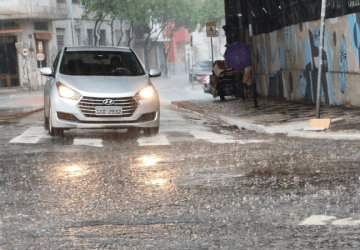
<box><xmin>174</xmin><ymin>166</ymin><xmax>244</xmax><ymax>187</ymax></box>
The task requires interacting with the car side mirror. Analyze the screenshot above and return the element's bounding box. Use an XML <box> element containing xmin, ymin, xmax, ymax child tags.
<box><xmin>39</xmin><ymin>67</ymin><xmax>54</xmax><ymax>77</ymax></box>
<box><xmin>149</xmin><ymin>68</ymin><xmax>162</xmax><ymax>78</ymax></box>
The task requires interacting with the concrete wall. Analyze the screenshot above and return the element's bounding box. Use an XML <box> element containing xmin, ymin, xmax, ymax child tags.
<box><xmin>13</xmin><ymin>20</ymin><xmax>58</xmax><ymax>89</ymax></box>
<box><xmin>252</xmin><ymin>13</ymin><xmax>360</xmax><ymax>107</ymax></box>
<box><xmin>0</xmin><ymin>0</ymin><xmax>68</xmax><ymax>20</ymax></box>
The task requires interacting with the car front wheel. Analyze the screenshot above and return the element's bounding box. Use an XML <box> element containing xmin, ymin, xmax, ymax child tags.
<box><xmin>143</xmin><ymin>127</ymin><xmax>159</xmax><ymax>136</ymax></box>
<box><xmin>49</xmin><ymin>106</ymin><xmax>64</xmax><ymax>137</ymax></box>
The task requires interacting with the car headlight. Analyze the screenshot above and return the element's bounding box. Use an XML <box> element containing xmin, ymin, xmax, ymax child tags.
<box><xmin>135</xmin><ymin>84</ymin><xmax>156</xmax><ymax>100</ymax></box>
<box><xmin>56</xmin><ymin>82</ymin><xmax>81</xmax><ymax>100</ymax></box>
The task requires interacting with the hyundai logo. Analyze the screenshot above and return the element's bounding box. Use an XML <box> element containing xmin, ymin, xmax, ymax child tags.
<box><xmin>103</xmin><ymin>99</ymin><xmax>114</xmax><ymax>105</ymax></box>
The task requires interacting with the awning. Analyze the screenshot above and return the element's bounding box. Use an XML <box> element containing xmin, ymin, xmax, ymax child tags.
<box><xmin>0</xmin><ymin>24</ymin><xmax>22</xmax><ymax>34</ymax></box>
<box><xmin>0</xmin><ymin>29</ymin><xmax>22</xmax><ymax>34</ymax></box>
<box><xmin>35</xmin><ymin>33</ymin><xmax>52</xmax><ymax>40</ymax></box>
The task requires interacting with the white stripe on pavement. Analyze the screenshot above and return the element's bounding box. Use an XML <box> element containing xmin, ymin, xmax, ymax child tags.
<box><xmin>73</xmin><ymin>138</ymin><xmax>103</xmax><ymax>147</ymax></box>
<box><xmin>300</xmin><ymin>215</ymin><xmax>360</xmax><ymax>226</ymax></box>
<box><xmin>9</xmin><ymin>127</ymin><xmax>46</xmax><ymax>144</ymax></box>
<box><xmin>299</xmin><ymin>215</ymin><xmax>336</xmax><ymax>226</ymax></box>
<box><xmin>137</xmin><ymin>134</ymin><xmax>170</xmax><ymax>146</ymax></box>
<box><xmin>189</xmin><ymin>130</ymin><xmax>266</xmax><ymax>144</ymax></box>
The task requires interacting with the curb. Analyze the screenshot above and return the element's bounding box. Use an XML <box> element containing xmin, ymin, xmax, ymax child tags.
<box><xmin>171</xmin><ymin>101</ymin><xmax>360</xmax><ymax>140</ymax></box>
<box><xmin>171</xmin><ymin>101</ymin><xmax>271</xmax><ymax>132</ymax></box>
<box><xmin>0</xmin><ymin>108</ymin><xmax>44</xmax><ymax>121</ymax></box>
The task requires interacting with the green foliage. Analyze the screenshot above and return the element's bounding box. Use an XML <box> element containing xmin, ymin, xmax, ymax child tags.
<box><xmin>197</xmin><ymin>0</ymin><xmax>225</xmax><ymax>30</ymax></box>
<box><xmin>80</xmin><ymin>0</ymin><xmax>224</xmax><ymax>32</ymax></box>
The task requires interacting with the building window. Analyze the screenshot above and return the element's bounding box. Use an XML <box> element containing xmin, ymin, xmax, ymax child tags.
<box><xmin>115</xmin><ymin>29</ymin><xmax>121</xmax><ymax>46</ymax></box>
<box><xmin>87</xmin><ymin>29</ymin><xmax>93</xmax><ymax>45</ymax></box>
<box><xmin>56</xmin><ymin>0</ymin><xmax>66</xmax><ymax>3</ymax></box>
<box><xmin>72</xmin><ymin>0</ymin><xmax>80</xmax><ymax>3</ymax></box>
<box><xmin>99</xmin><ymin>29</ymin><xmax>106</xmax><ymax>46</ymax></box>
<box><xmin>125</xmin><ymin>30</ymin><xmax>130</xmax><ymax>46</ymax></box>
<box><xmin>176</xmin><ymin>42</ymin><xmax>183</xmax><ymax>62</ymax></box>
<box><xmin>56</xmin><ymin>28</ymin><xmax>65</xmax><ymax>50</ymax></box>
<box><xmin>75</xmin><ymin>29</ymin><xmax>81</xmax><ymax>46</ymax></box>
<box><xmin>34</xmin><ymin>22</ymin><xmax>48</xmax><ymax>31</ymax></box>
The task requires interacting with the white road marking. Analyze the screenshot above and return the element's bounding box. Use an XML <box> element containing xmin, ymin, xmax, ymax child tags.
<box><xmin>137</xmin><ymin>134</ymin><xmax>170</xmax><ymax>146</ymax></box>
<box><xmin>73</xmin><ymin>138</ymin><xmax>103</xmax><ymax>147</ymax></box>
<box><xmin>300</xmin><ymin>215</ymin><xmax>360</xmax><ymax>226</ymax></box>
<box><xmin>332</xmin><ymin>218</ymin><xmax>360</xmax><ymax>226</ymax></box>
<box><xmin>9</xmin><ymin>127</ymin><xmax>46</xmax><ymax>144</ymax></box>
<box><xmin>299</xmin><ymin>215</ymin><xmax>336</xmax><ymax>225</ymax></box>
<box><xmin>190</xmin><ymin>130</ymin><xmax>266</xmax><ymax>144</ymax></box>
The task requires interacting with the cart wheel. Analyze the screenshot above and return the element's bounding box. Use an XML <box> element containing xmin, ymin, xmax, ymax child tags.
<box><xmin>220</xmin><ymin>93</ymin><xmax>225</xmax><ymax>101</ymax></box>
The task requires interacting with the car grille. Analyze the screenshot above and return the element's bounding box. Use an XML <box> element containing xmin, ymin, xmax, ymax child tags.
<box><xmin>77</xmin><ymin>96</ymin><xmax>138</xmax><ymax>117</ymax></box>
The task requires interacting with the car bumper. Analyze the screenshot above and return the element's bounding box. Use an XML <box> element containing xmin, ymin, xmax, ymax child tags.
<box><xmin>50</xmin><ymin>92</ymin><xmax>160</xmax><ymax>129</ymax></box>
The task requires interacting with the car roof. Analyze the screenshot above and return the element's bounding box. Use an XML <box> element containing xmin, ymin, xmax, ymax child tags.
<box><xmin>65</xmin><ymin>46</ymin><xmax>132</xmax><ymax>52</ymax></box>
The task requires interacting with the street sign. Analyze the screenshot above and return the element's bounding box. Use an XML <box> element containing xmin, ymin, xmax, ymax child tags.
<box><xmin>206</xmin><ymin>22</ymin><xmax>216</xmax><ymax>37</ymax></box>
<box><xmin>38</xmin><ymin>41</ymin><xmax>43</xmax><ymax>53</ymax></box>
<box><xmin>22</xmin><ymin>47</ymin><xmax>29</xmax><ymax>57</ymax></box>
<box><xmin>36</xmin><ymin>52</ymin><xmax>45</xmax><ymax>61</ymax></box>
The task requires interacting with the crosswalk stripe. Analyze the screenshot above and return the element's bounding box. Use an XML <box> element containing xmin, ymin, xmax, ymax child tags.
<box><xmin>189</xmin><ymin>130</ymin><xmax>266</xmax><ymax>144</ymax></box>
<box><xmin>299</xmin><ymin>215</ymin><xmax>360</xmax><ymax>226</ymax></box>
<box><xmin>73</xmin><ymin>138</ymin><xmax>103</xmax><ymax>147</ymax></box>
<box><xmin>9</xmin><ymin>126</ymin><xmax>46</xmax><ymax>144</ymax></box>
<box><xmin>137</xmin><ymin>134</ymin><xmax>170</xmax><ymax>146</ymax></box>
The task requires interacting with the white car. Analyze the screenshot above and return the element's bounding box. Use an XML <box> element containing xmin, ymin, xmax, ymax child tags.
<box><xmin>40</xmin><ymin>46</ymin><xmax>161</xmax><ymax>136</ymax></box>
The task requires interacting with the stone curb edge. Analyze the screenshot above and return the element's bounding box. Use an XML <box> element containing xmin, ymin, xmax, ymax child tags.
<box><xmin>171</xmin><ymin>101</ymin><xmax>263</xmax><ymax>132</ymax></box>
<box><xmin>170</xmin><ymin>101</ymin><xmax>360</xmax><ymax>140</ymax></box>
<box><xmin>0</xmin><ymin>108</ymin><xmax>44</xmax><ymax>121</ymax></box>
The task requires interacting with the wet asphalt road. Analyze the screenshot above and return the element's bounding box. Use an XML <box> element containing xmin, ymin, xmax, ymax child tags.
<box><xmin>2</xmin><ymin>78</ymin><xmax>360</xmax><ymax>249</ymax></box>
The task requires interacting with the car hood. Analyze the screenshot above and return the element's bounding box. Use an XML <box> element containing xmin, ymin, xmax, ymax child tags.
<box><xmin>57</xmin><ymin>74</ymin><xmax>150</xmax><ymax>97</ymax></box>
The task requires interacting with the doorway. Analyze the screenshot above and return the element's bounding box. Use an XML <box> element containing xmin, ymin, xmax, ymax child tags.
<box><xmin>0</xmin><ymin>35</ymin><xmax>19</xmax><ymax>87</ymax></box>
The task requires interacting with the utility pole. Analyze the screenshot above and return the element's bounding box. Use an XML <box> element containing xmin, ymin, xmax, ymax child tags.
<box><xmin>191</xmin><ymin>35</ymin><xmax>194</xmax><ymax>89</ymax></box>
<box><xmin>70</xmin><ymin>0</ymin><xmax>76</xmax><ymax>46</ymax></box>
<box><xmin>315</xmin><ymin>0</ymin><xmax>327</xmax><ymax>118</ymax></box>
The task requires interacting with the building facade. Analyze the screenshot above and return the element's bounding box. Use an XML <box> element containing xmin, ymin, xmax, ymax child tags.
<box><xmin>0</xmin><ymin>0</ymin><xmax>68</xmax><ymax>90</ymax></box>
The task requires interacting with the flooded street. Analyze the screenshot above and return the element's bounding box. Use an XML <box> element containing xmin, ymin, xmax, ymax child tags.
<box><xmin>1</xmin><ymin>78</ymin><xmax>360</xmax><ymax>249</ymax></box>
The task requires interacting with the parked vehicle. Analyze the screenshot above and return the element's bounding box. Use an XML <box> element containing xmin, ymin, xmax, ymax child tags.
<box><xmin>203</xmin><ymin>75</ymin><xmax>210</xmax><ymax>93</ymax></box>
<box><xmin>40</xmin><ymin>46</ymin><xmax>161</xmax><ymax>136</ymax></box>
<box><xmin>189</xmin><ymin>58</ymin><xmax>223</xmax><ymax>83</ymax></box>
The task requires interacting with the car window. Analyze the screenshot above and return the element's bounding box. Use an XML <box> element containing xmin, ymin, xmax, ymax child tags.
<box><xmin>59</xmin><ymin>51</ymin><xmax>146</xmax><ymax>76</ymax></box>
<box><xmin>195</xmin><ymin>61</ymin><xmax>212</xmax><ymax>69</ymax></box>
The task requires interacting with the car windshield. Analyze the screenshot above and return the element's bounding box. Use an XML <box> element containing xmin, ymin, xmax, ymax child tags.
<box><xmin>59</xmin><ymin>51</ymin><xmax>146</xmax><ymax>76</ymax></box>
<box><xmin>195</xmin><ymin>60</ymin><xmax>212</xmax><ymax>69</ymax></box>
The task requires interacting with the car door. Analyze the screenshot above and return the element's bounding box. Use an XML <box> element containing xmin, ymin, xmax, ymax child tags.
<box><xmin>44</xmin><ymin>49</ymin><xmax>61</xmax><ymax>117</ymax></box>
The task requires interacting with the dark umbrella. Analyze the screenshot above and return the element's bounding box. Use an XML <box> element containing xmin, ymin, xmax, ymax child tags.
<box><xmin>224</xmin><ymin>42</ymin><xmax>251</xmax><ymax>70</ymax></box>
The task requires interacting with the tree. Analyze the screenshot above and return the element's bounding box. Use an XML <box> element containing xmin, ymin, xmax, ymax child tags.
<box><xmin>79</xmin><ymin>0</ymin><xmax>225</xmax><ymax>70</ymax></box>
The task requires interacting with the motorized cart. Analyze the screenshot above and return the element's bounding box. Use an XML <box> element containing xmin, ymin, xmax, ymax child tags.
<box><xmin>209</xmin><ymin>60</ymin><xmax>256</xmax><ymax>103</ymax></box>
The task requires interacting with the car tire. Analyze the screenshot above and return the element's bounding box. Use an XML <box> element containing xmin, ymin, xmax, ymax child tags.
<box><xmin>143</xmin><ymin>127</ymin><xmax>159</xmax><ymax>136</ymax></box>
<box><xmin>49</xmin><ymin>105</ymin><xmax>64</xmax><ymax>137</ymax></box>
<box><xmin>220</xmin><ymin>92</ymin><xmax>225</xmax><ymax>101</ymax></box>
<box><xmin>44</xmin><ymin>110</ymin><xmax>49</xmax><ymax>130</ymax></box>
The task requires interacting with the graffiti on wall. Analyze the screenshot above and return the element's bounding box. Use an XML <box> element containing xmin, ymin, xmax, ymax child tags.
<box><xmin>260</xmin><ymin>37</ymin><xmax>266</xmax><ymax>72</ymax></box>
<box><xmin>268</xmin><ymin>41</ymin><xmax>285</xmax><ymax>99</ymax></box>
<box><xmin>339</xmin><ymin>35</ymin><xmax>348</xmax><ymax>93</ymax></box>
<box><xmin>300</xmin><ymin>27</ymin><xmax>330</xmax><ymax>104</ymax></box>
<box><xmin>254</xmin><ymin>13</ymin><xmax>357</xmax><ymax>106</ymax></box>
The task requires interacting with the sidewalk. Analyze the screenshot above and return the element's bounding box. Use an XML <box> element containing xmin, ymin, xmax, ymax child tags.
<box><xmin>0</xmin><ymin>90</ymin><xmax>44</xmax><ymax>118</ymax></box>
<box><xmin>171</xmin><ymin>96</ymin><xmax>360</xmax><ymax>140</ymax></box>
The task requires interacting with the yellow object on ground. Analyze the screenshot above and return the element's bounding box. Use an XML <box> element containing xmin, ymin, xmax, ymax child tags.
<box><xmin>309</xmin><ymin>119</ymin><xmax>331</xmax><ymax>129</ymax></box>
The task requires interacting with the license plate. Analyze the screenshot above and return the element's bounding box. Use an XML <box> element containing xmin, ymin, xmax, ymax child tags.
<box><xmin>95</xmin><ymin>106</ymin><xmax>123</xmax><ymax>115</ymax></box>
